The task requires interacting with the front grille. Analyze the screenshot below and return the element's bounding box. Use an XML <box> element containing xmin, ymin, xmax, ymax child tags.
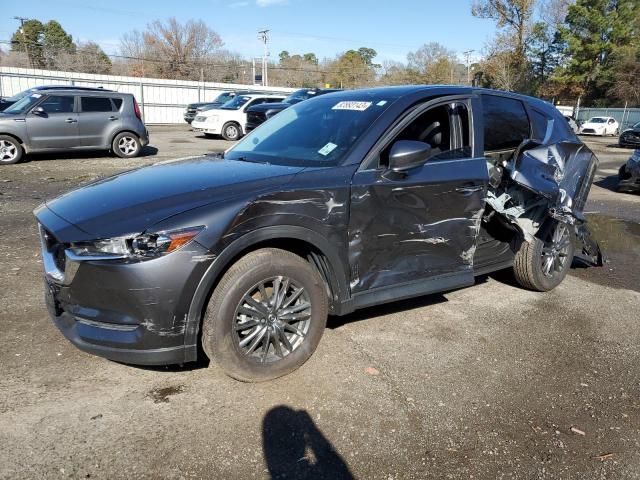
<box><xmin>247</xmin><ymin>111</ymin><xmax>266</xmax><ymax>124</ymax></box>
<box><xmin>582</xmin><ymin>128</ymin><xmax>595</xmax><ymax>134</ymax></box>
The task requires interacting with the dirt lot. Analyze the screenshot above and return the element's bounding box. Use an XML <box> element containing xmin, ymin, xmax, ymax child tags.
<box><xmin>1</xmin><ymin>126</ymin><xmax>639</xmax><ymax>479</ymax></box>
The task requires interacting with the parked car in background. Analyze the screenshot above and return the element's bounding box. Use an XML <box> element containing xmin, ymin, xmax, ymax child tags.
<box><xmin>0</xmin><ymin>89</ymin><xmax>148</xmax><ymax>164</ymax></box>
<box><xmin>0</xmin><ymin>85</ymin><xmax>112</xmax><ymax>111</ymax></box>
<box><xmin>35</xmin><ymin>86</ymin><xmax>601</xmax><ymax>382</ymax></box>
<box><xmin>564</xmin><ymin>115</ymin><xmax>580</xmax><ymax>134</ymax></box>
<box><xmin>579</xmin><ymin>116</ymin><xmax>619</xmax><ymax>136</ymax></box>
<box><xmin>245</xmin><ymin>88</ymin><xmax>341</xmax><ymax>132</ymax></box>
<box><xmin>618</xmin><ymin>121</ymin><xmax>640</xmax><ymax>148</ymax></box>
<box><xmin>191</xmin><ymin>93</ymin><xmax>285</xmax><ymax>140</ymax></box>
<box><xmin>183</xmin><ymin>90</ymin><xmax>266</xmax><ymax>124</ymax></box>
<box><xmin>618</xmin><ymin>149</ymin><xmax>640</xmax><ymax>193</ymax></box>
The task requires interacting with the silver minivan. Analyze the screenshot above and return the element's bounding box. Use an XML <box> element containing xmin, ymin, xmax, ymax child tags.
<box><xmin>0</xmin><ymin>88</ymin><xmax>149</xmax><ymax>165</ymax></box>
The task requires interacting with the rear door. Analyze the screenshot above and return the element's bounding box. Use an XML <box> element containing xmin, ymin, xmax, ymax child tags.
<box><xmin>26</xmin><ymin>95</ymin><xmax>78</xmax><ymax>150</ymax></box>
<box><xmin>348</xmin><ymin>96</ymin><xmax>489</xmax><ymax>293</ymax></box>
<box><xmin>78</xmin><ymin>96</ymin><xmax>118</xmax><ymax>147</ymax></box>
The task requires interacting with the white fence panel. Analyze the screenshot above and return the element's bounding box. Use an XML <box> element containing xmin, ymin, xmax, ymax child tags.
<box><xmin>0</xmin><ymin>66</ymin><xmax>294</xmax><ymax>124</ymax></box>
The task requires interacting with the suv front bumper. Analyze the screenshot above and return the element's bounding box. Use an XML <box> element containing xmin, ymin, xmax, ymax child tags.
<box><xmin>37</xmin><ymin>219</ymin><xmax>215</xmax><ymax>366</ymax></box>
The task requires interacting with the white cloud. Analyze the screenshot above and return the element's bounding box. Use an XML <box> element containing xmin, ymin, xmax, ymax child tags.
<box><xmin>256</xmin><ymin>0</ymin><xmax>288</xmax><ymax>6</ymax></box>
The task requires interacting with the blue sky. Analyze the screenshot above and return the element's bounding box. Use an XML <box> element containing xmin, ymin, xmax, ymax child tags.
<box><xmin>1</xmin><ymin>0</ymin><xmax>494</xmax><ymax>64</ymax></box>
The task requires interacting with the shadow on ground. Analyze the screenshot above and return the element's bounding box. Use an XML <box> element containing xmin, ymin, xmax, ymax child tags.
<box><xmin>262</xmin><ymin>406</ymin><xmax>354</xmax><ymax>480</ymax></box>
<box><xmin>24</xmin><ymin>145</ymin><xmax>159</xmax><ymax>162</ymax></box>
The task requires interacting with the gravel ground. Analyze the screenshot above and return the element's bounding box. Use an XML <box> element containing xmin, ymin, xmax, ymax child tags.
<box><xmin>0</xmin><ymin>127</ymin><xmax>639</xmax><ymax>479</ymax></box>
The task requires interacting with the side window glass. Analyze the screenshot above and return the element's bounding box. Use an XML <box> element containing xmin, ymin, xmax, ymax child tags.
<box><xmin>481</xmin><ymin>95</ymin><xmax>530</xmax><ymax>152</ymax></box>
<box><xmin>112</xmin><ymin>98</ymin><xmax>123</xmax><ymax>110</ymax></box>
<box><xmin>529</xmin><ymin>108</ymin><xmax>550</xmax><ymax>142</ymax></box>
<box><xmin>39</xmin><ymin>96</ymin><xmax>74</xmax><ymax>114</ymax></box>
<box><xmin>81</xmin><ymin>97</ymin><xmax>113</xmax><ymax>112</ymax></box>
<box><xmin>379</xmin><ymin>102</ymin><xmax>471</xmax><ymax>167</ymax></box>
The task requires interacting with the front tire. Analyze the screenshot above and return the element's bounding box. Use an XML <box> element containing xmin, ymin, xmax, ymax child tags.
<box><xmin>202</xmin><ymin>248</ymin><xmax>328</xmax><ymax>382</ymax></box>
<box><xmin>0</xmin><ymin>136</ymin><xmax>23</xmax><ymax>165</ymax></box>
<box><xmin>221</xmin><ymin>122</ymin><xmax>241</xmax><ymax>141</ymax></box>
<box><xmin>112</xmin><ymin>132</ymin><xmax>141</xmax><ymax>158</ymax></box>
<box><xmin>512</xmin><ymin>221</ymin><xmax>575</xmax><ymax>292</ymax></box>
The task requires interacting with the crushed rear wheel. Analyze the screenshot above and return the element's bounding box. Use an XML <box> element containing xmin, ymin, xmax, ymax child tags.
<box><xmin>512</xmin><ymin>220</ymin><xmax>575</xmax><ymax>291</ymax></box>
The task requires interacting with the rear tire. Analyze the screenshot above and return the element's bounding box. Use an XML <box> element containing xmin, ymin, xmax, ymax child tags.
<box><xmin>202</xmin><ymin>248</ymin><xmax>328</xmax><ymax>382</ymax></box>
<box><xmin>112</xmin><ymin>132</ymin><xmax>141</xmax><ymax>158</ymax></box>
<box><xmin>0</xmin><ymin>136</ymin><xmax>23</xmax><ymax>165</ymax></box>
<box><xmin>512</xmin><ymin>221</ymin><xmax>575</xmax><ymax>292</ymax></box>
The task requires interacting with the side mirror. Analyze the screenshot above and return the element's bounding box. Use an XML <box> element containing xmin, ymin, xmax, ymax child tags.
<box><xmin>388</xmin><ymin>140</ymin><xmax>432</xmax><ymax>172</ymax></box>
<box><xmin>32</xmin><ymin>106</ymin><xmax>46</xmax><ymax>116</ymax></box>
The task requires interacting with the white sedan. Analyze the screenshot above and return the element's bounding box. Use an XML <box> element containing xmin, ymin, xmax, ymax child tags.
<box><xmin>579</xmin><ymin>116</ymin><xmax>619</xmax><ymax>136</ymax></box>
<box><xmin>191</xmin><ymin>93</ymin><xmax>285</xmax><ymax>141</ymax></box>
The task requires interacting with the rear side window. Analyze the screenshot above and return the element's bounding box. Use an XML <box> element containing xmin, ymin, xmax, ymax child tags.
<box><xmin>529</xmin><ymin>108</ymin><xmax>550</xmax><ymax>141</ymax></box>
<box><xmin>481</xmin><ymin>95</ymin><xmax>530</xmax><ymax>151</ymax></box>
<box><xmin>112</xmin><ymin>98</ymin><xmax>123</xmax><ymax>110</ymax></box>
<box><xmin>40</xmin><ymin>95</ymin><xmax>74</xmax><ymax>114</ymax></box>
<box><xmin>81</xmin><ymin>97</ymin><xmax>113</xmax><ymax>112</ymax></box>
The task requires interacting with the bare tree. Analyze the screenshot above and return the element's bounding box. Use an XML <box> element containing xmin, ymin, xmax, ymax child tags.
<box><xmin>407</xmin><ymin>42</ymin><xmax>458</xmax><ymax>84</ymax></box>
<box><xmin>120</xmin><ymin>18</ymin><xmax>223</xmax><ymax>79</ymax></box>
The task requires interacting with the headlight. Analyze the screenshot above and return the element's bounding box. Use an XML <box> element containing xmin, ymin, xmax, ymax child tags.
<box><xmin>68</xmin><ymin>226</ymin><xmax>204</xmax><ymax>260</ymax></box>
<box><xmin>205</xmin><ymin>115</ymin><xmax>219</xmax><ymax>123</ymax></box>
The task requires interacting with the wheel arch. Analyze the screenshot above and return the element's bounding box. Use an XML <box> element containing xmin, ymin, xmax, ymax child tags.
<box><xmin>110</xmin><ymin>129</ymin><xmax>140</xmax><ymax>147</ymax></box>
<box><xmin>0</xmin><ymin>132</ymin><xmax>26</xmax><ymax>147</ymax></box>
<box><xmin>183</xmin><ymin>225</ymin><xmax>349</xmax><ymax>357</ymax></box>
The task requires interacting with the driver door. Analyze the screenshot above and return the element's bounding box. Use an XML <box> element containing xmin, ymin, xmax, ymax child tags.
<box><xmin>347</xmin><ymin>96</ymin><xmax>488</xmax><ymax>296</ymax></box>
<box><xmin>26</xmin><ymin>94</ymin><xmax>79</xmax><ymax>150</ymax></box>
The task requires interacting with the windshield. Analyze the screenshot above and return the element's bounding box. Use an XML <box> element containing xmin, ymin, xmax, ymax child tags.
<box><xmin>633</xmin><ymin>122</ymin><xmax>640</xmax><ymax>129</ymax></box>
<box><xmin>226</xmin><ymin>95</ymin><xmax>394</xmax><ymax>167</ymax></box>
<box><xmin>284</xmin><ymin>89</ymin><xmax>315</xmax><ymax>105</ymax></box>
<box><xmin>5</xmin><ymin>88</ymin><xmax>36</xmax><ymax>102</ymax></box>
<box><xmin>214</xmin><ymin>92</ymin><xmax>235</xmax><ymax>104</ymax></box>
<box><xmin>220</xmin><ymin>95</ymin><xmax>252</xmax><ymax>110</ymax></box>
<box><xmin>589</xmin><ymin>117</ymin><xmax>606</xmax><ymax>123</ymax></box>
<box><xmin>3</xmin><ymin>93</ymin><xmax>42</xmax><ymax>114</ymax></box>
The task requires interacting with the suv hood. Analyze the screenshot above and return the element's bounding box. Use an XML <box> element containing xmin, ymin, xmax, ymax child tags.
<box><xmin>38</xmin><ymin>155</ymin><xmax>304</xmax><ymax>241</ymax></box>
<box><xmin>189</xmin><ymin>102</ymin><xmax>222</xmax><ymax>109</ymax></box>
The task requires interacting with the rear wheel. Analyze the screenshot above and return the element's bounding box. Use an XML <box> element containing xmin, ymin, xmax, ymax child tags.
<box><xmin>0</xmin><ymin>136</ymin><xmax>23</xmax><ymax>165</ymax></box>
<box><xmin>221</xmin><ymin>122</ymin><xmax>241</xmax><ymax>141</ymax></box>
<box><xmin>513</xmin><ymin>221</ymin><xmax>575</xmax><ymax>292</ymax></box>
<box><xmin>202</xmin><ymin>248</ymin><xmax>328</xmax><ymax>382</ymax></box>
<box><xmin>112</xmin><ymin>132</ymin><xmax>141</xmax><ymax>158</ymax></box>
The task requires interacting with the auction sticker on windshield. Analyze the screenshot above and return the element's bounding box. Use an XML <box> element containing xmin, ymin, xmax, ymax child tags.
<box><xmin>318</xmin><ymin>142</ymin><xmax>338</xmax><ymax>156</ymax></box>
<box><xmin>332</xmin><ymin>101</ymin><xmax>372</xmax><ymax>111</ymax></box>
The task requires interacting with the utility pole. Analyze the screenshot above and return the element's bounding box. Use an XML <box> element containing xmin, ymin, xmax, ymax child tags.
<box><xmin>257</xmin><ymin>29</ymin><xmax>270</xmax><ymax>87</ymax></box>
<box><xmin>13</xmin><ymin>16</ymin><xmax>31</xmax><ymax>67</ymax></box>
<box><xmin>463</xmin><ymin>49</ymin><xmax>475</xmax><ymax>85</ymax></box>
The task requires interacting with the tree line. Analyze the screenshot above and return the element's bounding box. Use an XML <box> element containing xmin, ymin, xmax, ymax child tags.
<box><xmin>1</xmin><ymin>0</ymin><xmax>638</xmax><ymax>106</ymax></box>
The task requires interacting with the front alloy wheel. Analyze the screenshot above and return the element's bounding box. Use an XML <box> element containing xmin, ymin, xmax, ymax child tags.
<box><xmin>0</xmin><ymin>136</ymin><xmax>23</xmax><ymax>165</ymax></box>
<box><xmin>234</xmin><ymin>277</ymin><xmax>311</xmax><ymax>363</ymax></box>
<box><xmin>202</xmin><ymin>248</ymin><xmax>328</xmax><ymax>382</ymax></box>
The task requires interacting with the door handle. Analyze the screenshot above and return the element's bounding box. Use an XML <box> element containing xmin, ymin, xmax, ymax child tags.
<box><xmin>65</xmin><ymin>118</ymin><xmax>77</xmax><ymax>123</ymax></box>
<box><xmin>455</xmin><ymin>185</ymin><xmax>483</xmax><ymax>196</ymax></box>
<box><xmin>108</xmin><ymin>116</ymin><xmax>118</xmax><ymax>121</ymax></box>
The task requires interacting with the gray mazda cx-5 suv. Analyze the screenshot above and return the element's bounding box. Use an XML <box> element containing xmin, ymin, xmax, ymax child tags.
<box><xmin>35</xmin><ymin>86</ymin><xmax>602</xmax><ymax>382</ymax></box>
<box><xmin>0</xmin><ymin>88</ymin><xmax>149</xmax><ymax>164</ymax></box>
